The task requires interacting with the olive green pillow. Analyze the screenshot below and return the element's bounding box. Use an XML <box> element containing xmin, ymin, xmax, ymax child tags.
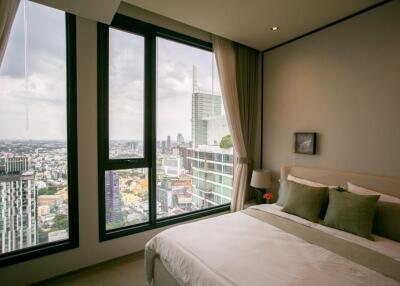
<box><xmin>282</xmin><ymin>181</ymin><xmax>328</xmax><ymax>222</ymax></box>
<box><xmin>373</xmin><ymin>201</ymin><xmax>400</xmax><ymax>242</ymax></box>
<box><xmin>324</xmin><ymin>190</ymin><xmax>379</xmax><ymax>239</ymax></box>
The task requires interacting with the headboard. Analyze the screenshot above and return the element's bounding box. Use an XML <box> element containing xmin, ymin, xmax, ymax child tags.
<box><xmin>280</xmin><ymin>166</ymin><xmax>400</xmax><ymax>199</ymax></box>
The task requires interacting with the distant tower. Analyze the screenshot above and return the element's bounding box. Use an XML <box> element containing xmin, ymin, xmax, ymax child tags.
<box><xmin>166</xmin><ymin>136</ymin><xmax>171</xmax><ymax>151</ymax></box>
<box><xmin>104</xmin><ymin>171</ymin><xmax>122</xmax><ymax>225</ymax></box>
<box><xmin>177</xmin><ymin>133</ymin><xmax>184</xmax><ymax>145</ymax></box>
<box><xmin>191</xmin><ymin>66</ymin><xmax>222</xmax><ymax>147</ymax></box>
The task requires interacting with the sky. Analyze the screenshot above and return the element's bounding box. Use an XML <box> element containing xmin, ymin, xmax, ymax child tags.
<box><xmin>0</xmin><ymin>1</ymin><xmax>66</xmax><ymax>140</ymax></box>
<box><xmin>0</xmin><ymin>1</ymin><xmax>222</xmax><ymax>142</ymax></box>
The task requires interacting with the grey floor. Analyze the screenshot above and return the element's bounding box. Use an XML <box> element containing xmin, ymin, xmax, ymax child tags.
<box><xmin>39</xmin><ymin>252</ymin><xmax>148</xmax><ymax>286</ymax></box>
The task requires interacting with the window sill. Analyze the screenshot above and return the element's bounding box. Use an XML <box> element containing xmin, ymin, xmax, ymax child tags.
<box><xmin>0</xmin><ymin>239</ymin><xmax>79</xmax><ymax>268</ymax></box>
<box><xmin>100</xmin><ymin>204</ymin><xmax>230</xmax><ymax>241</ymax></box>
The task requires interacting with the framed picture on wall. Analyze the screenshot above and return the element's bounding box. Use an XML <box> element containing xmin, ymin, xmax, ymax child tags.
<box><xmin>294</xmin><ymin>132</ymin><xmax>317</xmax><ymax>155</ymax></box>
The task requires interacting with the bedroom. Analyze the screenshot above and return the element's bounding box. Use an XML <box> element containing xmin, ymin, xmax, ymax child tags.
<box><xmin>0</xmin><ymin>0</ymin><xmax>399</xmax><ymax>285</ymax></box>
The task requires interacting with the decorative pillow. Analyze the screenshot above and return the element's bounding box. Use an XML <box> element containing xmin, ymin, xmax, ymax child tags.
<box><xmin>373</xmin><ymin>201</ymin><xmax>400</xmax><ymax>242</ymax></box>
<box><xmin>347</xmin><ymin>182</ymin><xmax>400</xmax><ymax>241</ymax></box>
<box><xmin>282</xmin><ymin>181</ymin><xmax>328</xmax><ymax>222</ymax></box>
<box><xmin>347</xmin><ymin>182</ymin><xmax>400</xmax><ymax>204</ymax></box>
<box><xmin>276</xmin><ymin>180</ymin><xmax>289</xmax><ymax>206</ymax></box>
<box><xmin>287</xmin><ymin>174</ymin><xmax>342</xmax><ymax>218</ymax></box>
<box><xmin>324</xmin><ymin>189</ymin><xmax>379</xmax><ymax>239</ymax></box>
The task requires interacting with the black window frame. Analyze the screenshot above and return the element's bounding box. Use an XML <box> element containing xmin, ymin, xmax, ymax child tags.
<box><xmin>98</xmin><ymin>14</ymin><xmax>230</xmax><ymax>242</ymax></box>
<box><xmin>0</xmin><ymin>13</ymin><xmax>78</xmax><ymax>267</ymax></box>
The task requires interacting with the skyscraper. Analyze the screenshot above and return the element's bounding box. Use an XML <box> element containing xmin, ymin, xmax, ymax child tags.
<box><xmin>104</xmin><ymin>171</ymin><xmax>122</xmax><ymax>226</ymax></box>
<box><xmin>191</xmin><ymin>92</ymin><xmax>222</xmax><ymax>147</ymax></box>
<box><xmin>166</xmin><ymin>136</ymin><xmax>171</xmax><ymax>151</ymax></box>
<box><xmin>0</xmin><ymin>156</ymin><xmax>37</xmax><ymax>254</ymax></box>
<box><xmin>177</xmin><ymin>133</ymin><xmax>185</xmax><ymax>145</ymax></box>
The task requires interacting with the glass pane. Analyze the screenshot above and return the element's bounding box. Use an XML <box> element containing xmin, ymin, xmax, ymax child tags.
<box><xmin>156</xmin><ymin>37</ymin><xmax>233</xmax><ymax>219</ymax></box>
<box><xmin>109</xmin><ymin>28</ymin><xmax>145</xmax><ymax>159</ymax></box>
<box><xmin>0</xmin><ymin>2</ymin><xmax>68</xmax><ymax>254</ymax></box>
<box><xmin>105</xmin><ymin>168</ymin><xmax>149</xmax><ymax>230</ymax></box>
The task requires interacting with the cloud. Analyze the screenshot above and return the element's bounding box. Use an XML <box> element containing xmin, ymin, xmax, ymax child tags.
<box><xmin>0</xmin><ymin>2</ymin><xmax>66</xmax><ymax>140</ymax></box>
<box><xmin>0</xmin><ymin>1</ymin><xmax>225</xmax><ymax>143</ymax></box>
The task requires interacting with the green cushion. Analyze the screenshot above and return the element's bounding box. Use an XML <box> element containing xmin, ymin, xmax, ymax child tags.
<box><xmin>373</xmin><ymin>201</ymin><xmax>400</xmax><ymax>242</ymax></box>
<box><xmin>282</xmin><ymin>181</ymin><xmax>328</xmax><ymax>222</ymax></box>
<box><xmin>324</xmin><ymin>190</ymin><xmax>379</xmax><ymax>239</ymax></box>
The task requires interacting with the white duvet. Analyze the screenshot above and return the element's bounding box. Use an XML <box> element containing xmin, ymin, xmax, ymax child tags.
<box><xmin>145</xmin><ymin>204</ymin><xmax>400</xmax><ymax>286</ymax></box>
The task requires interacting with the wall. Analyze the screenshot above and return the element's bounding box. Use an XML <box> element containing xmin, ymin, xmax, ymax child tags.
<box><xmin>117</xmin><ymin>2</ymin><xmax>211</xmax><ymax>43</ymax></box>
<box><xmin>0</xmin><ymin>12</ymin><xmax>226</xmax><ymax>285</ymax></box>
<box><xmin>262</xmin><ymin>1</ymin><xmax>400</xmax><ymax>189</ymax></box>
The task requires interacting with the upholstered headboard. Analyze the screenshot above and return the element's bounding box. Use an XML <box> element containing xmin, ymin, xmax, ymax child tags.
<box><xmin>280</xmin><ymin>166</ymin><xmax>400</xmax><ymax>199</ymax></box>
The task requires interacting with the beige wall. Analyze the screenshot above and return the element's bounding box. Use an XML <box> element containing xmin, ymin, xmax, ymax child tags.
<box><xmin>262</xmin><ymin>1</ymin><xmax>400</xmax><ymax>189</ymax></box>
<box><xmin>0</xmin><ymin>15</ymin><xmax>225</xmax><ymax>285</ymax></box>
<box><xmin>117</xmin><ymin>2</ymin><xmax>212</xmax><ymax>43</ymax></box>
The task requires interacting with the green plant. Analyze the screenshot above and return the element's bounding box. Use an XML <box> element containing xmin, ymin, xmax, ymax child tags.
<box><xmin>219</xmin><ymin>134</ymin><xmax>233</xmax><ymax>149</ymax></box>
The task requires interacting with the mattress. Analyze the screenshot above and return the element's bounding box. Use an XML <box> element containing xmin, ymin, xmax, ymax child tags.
<box><xmin>145</xmin><ymin>204</ymin><xmax>400</xmax><ymax>286</ymax></box>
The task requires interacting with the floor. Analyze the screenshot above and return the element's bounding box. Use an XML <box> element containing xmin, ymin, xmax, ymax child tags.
<box><xmin>38</xmin><ymin>252</ymin><xmax>148</xmax><ymax>286</ymax></box>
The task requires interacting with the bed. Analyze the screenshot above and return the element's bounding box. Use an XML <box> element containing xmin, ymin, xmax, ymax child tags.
<box><xmin>145</xmin><ymin>166</ymin><xmax>400</xmax><ymax>286</ymax></box>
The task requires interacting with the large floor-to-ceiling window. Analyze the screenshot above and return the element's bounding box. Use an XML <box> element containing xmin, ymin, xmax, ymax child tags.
<box><xmin>0</xmin><ymin>1</ymin><xmax>78</xmax><ymax>266</ymax></box>
<box><xmin>98</xmin><ymin>15</ymin><xmax>233</xmax><ymax>240</ymax></box>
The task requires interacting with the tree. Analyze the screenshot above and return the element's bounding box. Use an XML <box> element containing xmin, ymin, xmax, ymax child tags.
<box><xmin>38</xmin><ymin>187</ymin><xmax>57</xmax><ymax>196</ymax></box>
<box><xmin>52</xmin><ymin>214</ymin><xmax>68</xmax><ymax>231</ymax></box>
<box><xmin>219</xmin><ymin>134</ymin><xmax>233</xmax><ymax>149</ymax></box>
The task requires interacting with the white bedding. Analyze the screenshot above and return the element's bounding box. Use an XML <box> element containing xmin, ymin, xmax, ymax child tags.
<box><xmin>145</xmin><ymin>205</ymin><xmax>400</xmax><ymax>286</ymax></box>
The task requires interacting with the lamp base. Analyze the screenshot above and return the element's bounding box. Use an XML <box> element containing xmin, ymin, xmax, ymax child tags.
<box><xmin>255</xmin><ymin>188</ymin><xmax>266</xmax><ymax>204</ymax></box>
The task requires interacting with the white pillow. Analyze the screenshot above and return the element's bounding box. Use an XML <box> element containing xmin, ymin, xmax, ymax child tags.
<box><xmin>347</xmin><ymin>182</ymin><xmax>400</xmax><ymax>204</ymax></box>
<box><xmin>287</xmin><ymin>174</ymin><xmax>337</xmax><ymax>189</ymax></box>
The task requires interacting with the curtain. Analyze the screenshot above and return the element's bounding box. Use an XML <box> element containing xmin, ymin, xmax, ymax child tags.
<box><xmin>212</xmin><ymin>35</ymin><xmax>259</xmax><ymax>212</ymax></box>
<box><xmin>235</xmin><ymin>44</ymin><xmax>259</xmax><ymax>201</ymax></box>
<box><xmin>0</xmin><ymin>0</ymin><xmax>20</xmax><ymax>66</ymax></box>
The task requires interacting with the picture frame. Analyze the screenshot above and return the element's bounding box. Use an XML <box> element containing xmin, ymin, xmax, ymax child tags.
<box><xmin>294</xmin><ymin>132</ymin><xmax>317</xmax><ymax>155</ymax></box>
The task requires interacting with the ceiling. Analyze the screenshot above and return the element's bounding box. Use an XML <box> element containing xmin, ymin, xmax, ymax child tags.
<box><xmin>122</xmin><ymin>0</ymin><xmax>382</xmax><ymax>50</ymax></box>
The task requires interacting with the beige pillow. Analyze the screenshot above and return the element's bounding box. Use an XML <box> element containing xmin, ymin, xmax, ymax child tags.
<box><xmin>288</xmin><ymin>174</ymin><xmax>337</xmax><ymax>189</ymax></box>
<box><xmin>347</xmin><ymin>182</ymin><xmax>400</xmax><ymax>204</ymax></box>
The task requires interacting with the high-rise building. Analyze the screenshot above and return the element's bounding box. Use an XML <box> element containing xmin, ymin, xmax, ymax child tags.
<box><xmin>104</xmin><ymin>171</ymin><xmax>122</xmax><ymax>226</ymax></box>
<box><xmin>0</xmin><ymin>167</ymin><xmax>37</xmax><ymax>254</ymax></box>
<box><xmin>161</xmin><ymin>141</ymin><xmax>166</xmax><ymax>154</ymax></box>
<box><xmin>166</xmin><ymin>136</ymin><xmax>171</xmax><ymax>151</ymax></box>
<box><xmin>177</xmin><ymin>133</ymin><xmax>185</xmax><ymax>145</ymax></box>
<box><xmin>0</xmin><ymin>155</ymin><xmax>30</xmax><ymax>175</ymax></box>
<box><xmin>191</xmin><ymin>92</ymin><xmax>222</xmax><ymax>147</ymax></box>
<box><xmin>187</xmin><ymin>146</ymin><xmax>233</xmax><ymax>208</ymax></box>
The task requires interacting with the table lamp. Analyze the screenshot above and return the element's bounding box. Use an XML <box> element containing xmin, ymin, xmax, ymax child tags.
<box><xmin>250</xmin><ymin>169</ymin><xmax>271</xmax><ymax>204</ymax></box>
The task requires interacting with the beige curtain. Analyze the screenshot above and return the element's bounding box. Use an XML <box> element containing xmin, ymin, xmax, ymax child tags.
<box><xmin>213</xmin><ymin>35</ymin><xmax>251</xmax><ymax>212</ymax></box>
<box><xmin>0</xmin><ymin>0</ymin><xmax>20</xmax><ymax>66</ymax></box>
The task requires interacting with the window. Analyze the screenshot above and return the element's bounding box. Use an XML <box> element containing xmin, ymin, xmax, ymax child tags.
<box><xmin>109</xmin><ymin>28</ymin><xmax>145</xmax><ymax>160</ymax></box>
<box><xmin>0</xmin><ymin>1</ymin><xmax>77</xmax><ymax>266</ymax></box>
<box><xmin>98</xmin><ymin>15</ymin><xmax>232</xmax><ymax>240</ymax></box>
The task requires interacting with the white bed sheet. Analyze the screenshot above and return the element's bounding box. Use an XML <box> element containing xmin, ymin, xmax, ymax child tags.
<box><xmin>146</xmin><ymin>205</ymin><xmax>400</xmax><ymax>286</ymax></box>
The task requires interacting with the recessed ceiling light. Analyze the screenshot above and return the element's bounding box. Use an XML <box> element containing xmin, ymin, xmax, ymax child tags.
<box><xmin>271</xmin><ymin>26</ymin><xmax>279</xmax><ymax>31</ymax></box>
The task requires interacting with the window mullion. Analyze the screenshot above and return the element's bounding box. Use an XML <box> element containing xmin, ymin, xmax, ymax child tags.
<box><xmin>148</xmin><ymin>30</ymin><xmax>157</xmax><ymax>225</ymax></box>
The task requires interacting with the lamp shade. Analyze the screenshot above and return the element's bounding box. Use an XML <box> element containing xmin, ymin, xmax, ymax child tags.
<box><xmin>250</xmin><ymin>169</ymin><xmax>271</xmax><ymax>189</ymax></box>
